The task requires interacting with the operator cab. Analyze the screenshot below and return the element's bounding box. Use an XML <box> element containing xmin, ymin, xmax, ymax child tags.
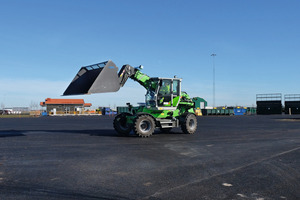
<box><xmin>145</xmin><ymin>78</ymin><xmax>181</xmax><ymax>110</ymax></box>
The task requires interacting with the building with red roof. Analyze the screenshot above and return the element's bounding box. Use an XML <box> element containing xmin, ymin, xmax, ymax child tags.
<box><xmin>40</xmin><ymin>98</ymin><xmax>92</xmax><ymax>115</ymax></box>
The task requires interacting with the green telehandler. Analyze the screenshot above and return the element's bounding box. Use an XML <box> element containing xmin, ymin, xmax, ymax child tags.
<box><xmin>63</xmin><ymin>60</ymin><xmax>197</xmax><ymax>137</ymax></box>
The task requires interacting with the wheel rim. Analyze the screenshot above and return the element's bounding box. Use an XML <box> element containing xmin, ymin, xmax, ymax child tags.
<box><xmin>119</xmin><ymin>118</ymin><xmax>129</xmax><ymax>130</ymax></box>
<box><xmin>115</xmin><ymin>114</ymin><xmax>131</xmax><ymax>133</ymax></box>
<box><xmin>140</xmin><ymin>119</ymin><xmax>151</xmax><ymax>133</ymax></box>
<box><xmin>116</xmin><ymin>116</ymin><xmax>126</xmax><ymax>129</ymax></box>
<box><xmin>189</xmin><ymin>118</ymin><xmax>196</xmax><ymax>130</ymax></box>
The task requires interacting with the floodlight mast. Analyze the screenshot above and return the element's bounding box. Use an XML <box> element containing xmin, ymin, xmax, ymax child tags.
<box><xmin>211</xmin><ymin>53</ymin><xmax>216</xmax><ymax>108</ymax></box>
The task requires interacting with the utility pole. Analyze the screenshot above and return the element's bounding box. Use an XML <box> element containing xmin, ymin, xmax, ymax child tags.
<box><xmin>211</xmin><ymin>53</ymin><xmax>216</xmax><ymax>108</ymax></box>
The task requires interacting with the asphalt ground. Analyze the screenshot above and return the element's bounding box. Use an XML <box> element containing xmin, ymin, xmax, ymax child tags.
<box><xmin>0</xmin><ymin>115</ymin><xmax>299</xmax><ymax>200</ymax></box>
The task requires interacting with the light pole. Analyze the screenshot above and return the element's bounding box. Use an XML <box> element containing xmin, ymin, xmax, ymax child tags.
<box><xmin>211</xmin><ymin>53</ymin><xmax>216</xmax><ymax>108</ymax></box>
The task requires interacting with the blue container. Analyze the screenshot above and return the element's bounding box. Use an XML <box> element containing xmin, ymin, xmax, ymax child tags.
<box><xmin>105</xmin><ymin>111</ymin><xmax>117</xmax><ymax>115</ymax></box>
<box><xmin>41</xmin><ymin>112</ymin><xmax>48</xmax><ymax>116</ymax></box>
<box><xmin>234</xmin><ymin>108</ymin><xmax>246</xmax><ymax>115</ymax></box>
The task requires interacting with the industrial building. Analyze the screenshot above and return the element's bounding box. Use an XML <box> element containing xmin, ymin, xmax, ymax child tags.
<box><xmin>284</xmin><ymin>94</ymin><xmax>300</xmax><ymax>114</ymax></box>
<box><xmin>256</xmin><ymin>93</ymin><xmax>300</xmax><ymax>115</ymax></box>
<box><xmin>192</xmin><ymin>97</ymin><xmax>207</xmax><ymax>109</ymax></box>
<box><xmin>256</xmin><ymin>93</ymin><xmax>282</xmax><ymax>115</ymax></box>
<box><xmin>40</xmin><ymin>98</ymin><xmax>92</xmax><ymax>115</ymax></box>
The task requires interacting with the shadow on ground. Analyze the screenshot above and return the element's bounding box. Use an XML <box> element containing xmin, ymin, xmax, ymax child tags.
<box><xmin>0</xmin><ymin>130</ymin><xmax>26</xmax><ymax>137</ymax></box>
<box><xmin>0</xmin><ymin>129</ymin><xmax>187</xmax><ymax>138</ymax></box>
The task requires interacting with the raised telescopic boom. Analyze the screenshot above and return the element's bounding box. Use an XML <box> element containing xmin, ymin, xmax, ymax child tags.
<box><xmin>63</xmin><ymin>60</ymin><xmax>198</xmax><ymax>137</ymax></box>
<box><xmin>63</xmin><ymin>60</ymin><xmax>151</xmax><ymax>95</ymax></box>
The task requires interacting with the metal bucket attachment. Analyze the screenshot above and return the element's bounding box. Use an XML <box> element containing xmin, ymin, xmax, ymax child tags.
<box><xmin>63</xmin><ymin>60</ymin><xmax>121</xmax><ymax>95</ymax></box>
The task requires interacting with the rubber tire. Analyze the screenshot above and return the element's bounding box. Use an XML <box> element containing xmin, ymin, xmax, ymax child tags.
<box><xmin>134</xmin><ymin>115</ymin><xmax>155</xmax><ymax>137</ymax></box>
<box><xmin>113</xmin><ymin>113</ymin><xmax>132</xmax><ymax>136</ymax></box>
<box><xmin>181</xmin><ymin>113</ymin><xmax>197</xmax><ymax>134</ymax></box>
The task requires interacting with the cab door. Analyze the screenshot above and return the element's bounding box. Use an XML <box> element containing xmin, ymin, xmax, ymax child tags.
<box><xmin>157</xmin><ymin>79</ymin><xmax>172</xmax><ymax>107</ymax></box>
<box><xmin>172</xmin><ymin>79</ymin><xmax>181</xmax><ymax>107</ymax></box>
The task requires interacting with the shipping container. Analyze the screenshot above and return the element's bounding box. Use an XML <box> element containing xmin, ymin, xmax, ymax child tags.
<box><xmin>234</xmin><ymin>108</ymin><xmax>246</xmax><ymax>115</ymax></box>
<box><xmin>201</xmin><ymin>108</ymin><xmax>234</xmax><ymax>116</ymax></box>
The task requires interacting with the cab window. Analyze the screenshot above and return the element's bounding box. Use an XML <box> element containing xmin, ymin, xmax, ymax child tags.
<box><xmin>173</xmin><ymin>80</ymin><xmax>179</xmax><ymax>96</ymax></box>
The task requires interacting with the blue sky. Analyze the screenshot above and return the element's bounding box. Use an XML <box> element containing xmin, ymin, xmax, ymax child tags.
<box><xmin>0</xmin><ymin>0</ymin><xmax>299</xmax><ymax>108</ymax></box>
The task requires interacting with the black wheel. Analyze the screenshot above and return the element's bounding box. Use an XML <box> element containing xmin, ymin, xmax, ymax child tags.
<box><xmin>113</xmin><ymin>113</ymin><xmax>132</xmax><ymax>136</ymax></box>
<box><xmin>180</xmin><ymin>113</ymin><xmax>197</xmax><ymax>134</ymax></box>
<box><xmin>134</xmin><ymin>115</ymin><xmax>155</xmax><ymax>137</ymax></box>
